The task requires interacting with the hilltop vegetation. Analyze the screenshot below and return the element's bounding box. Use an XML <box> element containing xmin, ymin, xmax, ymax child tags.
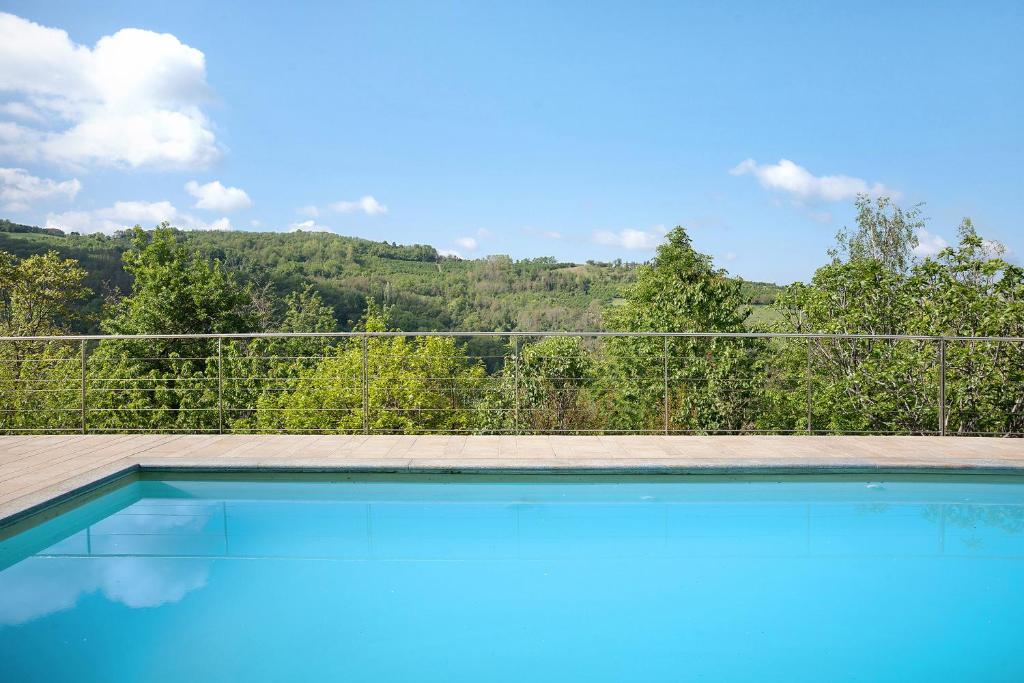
<box><xmin>2</xmin><ymin>195</ymin><xmax>1019</xmax><ymax>436</ymax></box>
<box><xmin>0</xmin><ymin>220</ymin><xmax>780</xmax><ymax>333</ymax></box>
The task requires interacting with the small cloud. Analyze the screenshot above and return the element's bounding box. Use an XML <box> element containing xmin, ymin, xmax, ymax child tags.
<box><xmin>913</xmin><ymin>228</ymin><xmax>949</xmax><ymax>258</ymax></box>
<box><xmin>592</xmin><ymin>225</ymin><xmax>666</xmax><ymax>250</ymax></box>
<box><xmin>184</xmin><ymin>180</ymin><xmax>252</xmax><ymax>212</ymax></box>
<box><xmin>0</xmin><ymin>102</ymin><xmax>44</xmax><ymax>122</ymax></box>
<box><xmin>722</xmin><ymin>251</ymin><xmax>737</xmax><ymax>262</ymax></box>
<box><xmin>683</xmin><ymin>216</ymin><xmax>729</xmax><ymax>231</ymax></box>
<box><xmin>0</xmin><ymin>167</ymin><xmax>80</xmax><ymax>209</ymax></box>
<box><xmin>45</xmin><ymin>199</ymin><xmax>230</xmax><ymax>233</ymax></box>
<box><xmin>105</xmin><ymin>200</ymin><xmax>178</xmax><ymax>223</ymax></box>
<box><xmin>438</xmin><ymin>249</ymin><xmax>462</xmax><ymax>258</ymax></box>
<box><xmin>249</xmin><ymin>219</ymin><xmax>262</xmax><ymax>228</ymax></box>
<box><xmin>329</xmin><ymin>195</ymin><xmax>387</xmax><ymax>216</ymax></box>
<box><xmin>523</xmin><ymin>226</ymin><xmax>563</xmax><ymax>240</ymax></box>
<box><xmin>454</xmin><ymin>236</ymin><xmax>478</xmax><ymax>251</ymax></box>
<box><xmin>730</xmin><ymin>158</ymin><xmax>898</xmax><ymax>203</ymax></box>
<box><xmin>288</xmin><ymin>219</ymin><xmax>329</xmax><ymax>233</ymax></box>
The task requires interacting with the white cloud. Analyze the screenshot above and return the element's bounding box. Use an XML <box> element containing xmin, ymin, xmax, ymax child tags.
<box><xmin>329</xmin><ymin>195</ymin><xmax>387</xmax><ymax>215</ymax></box>
<box><xmin>730</xmin><ymin>158</ymin><xmax>897</xmax><ymax>203</ymax></box>
<box><xmin>722</xmin><ymin>251</ymin><xmax>737</xmax><ymax>262</ymax></box>
<box><xmin>438</xmin><ymin>248</ymin><xmax>462</xmax><ymax>258</ymax></box>
<box><xmin>296</xmin><ymin>196</ymin><xmax>388</xmax><ymax>218</ymax></box>
<box><xmin>0</xmin><ymin>12</ymin><xmax>219</xmax><ymax>169</ymax></box>
<box><xmin>0</xmin><ymin>557</ymin><xmax>209</xmax><ymax>625</ymax></box>
<box><xmin>288</xmin><ymin>219</ymin><xmax>330</xmax><ymax>232</ymax></box>
<box><xmin>0</xmin><ymin>102</ymin><xmax>43</xmax><ymax>121</ymax></box>
<box><xmin>0</xmin><ymin>167</ymin><xmax>80</xmax><ymax>210</ymax></box>
<box><xmin>105</xmin><ymin>199</ymin><xmax>178</xmax><ymax>223</ymax></box>
<box><xmin>184</xmin><ymin>180</ymin><xmax>252</xmax><ymax>212</ymax></box>
<box><xmin>913</xmin><ymin>228</ymin><xmax>949</xmax><ymax>258</ymax></box>
<box><xmin>807</xmin><ymin>209</ymin><xmax>833</xmax><ymax>224</ymax></box>
<box><xmin>448</xmin><ymin>228</ymin><xmax>489</xmax><ymax>252</ymax></box>
<box><xmin>45</xmin><ymin>199</ymin><xmax>230</xmax><ymax>233</ymax></box>
<box><xmin>592</xmin><ymin>225</ymin><xmax>666</xmax><ymax>250</ymax></box>
<box><xmin>523</xmin><ymin>226</ymin><xmax>563</xmax><ymax>240</ymax></box>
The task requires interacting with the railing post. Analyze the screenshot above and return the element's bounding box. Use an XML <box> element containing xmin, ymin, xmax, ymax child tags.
<box><xmin>80</xmin><ymin>339</ymin><xmax>87</xmax><ymax>434</ymax></box>
<box><xmin>217</xmin><ymin>337</ymin><xmax>224</xmax><ymax>434</ymax></box>
<box><xmin>805</xmin><ymin>337</ymin><xmax>813</xmax><ymax>434</ymax></box>
<box><xmin>513</xmin><ymin>336</ymin><xmax>520</xmax><ymax>436</ymax></box>
<box><xmin>938</xmin><ymin>338</ymin><xmax>946</xmax><ymax>436</ymax></box>
<box><xmin>361</xmin><ymin>334</ymin><xmax>369</xmax><ymax>434</ymax></box>
<box><xmin>663</xmin><ymin>335</ymin><xmax>669</xmax><ymax>435</ymax></box>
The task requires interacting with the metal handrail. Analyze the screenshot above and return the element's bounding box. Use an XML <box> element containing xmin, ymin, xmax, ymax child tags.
<box><xmin>0</xmin><ymin>331</ymin><xmax>1023</xmax><ymax>342</ymax></box>
<box><xmin>1</xmin><ymin>331</ymin><xmax>1022</xmax><ymax>437</ymax></box>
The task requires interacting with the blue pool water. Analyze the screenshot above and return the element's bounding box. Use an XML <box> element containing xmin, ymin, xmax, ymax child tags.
<box><xmin>1</xmin><ymin>475</ymin><xmax>1023</xmax><ymax>682</ymax></box>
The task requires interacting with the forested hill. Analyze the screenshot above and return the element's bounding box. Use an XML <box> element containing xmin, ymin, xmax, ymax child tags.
<box><xmin>0</xmin><ymin>220</ymin><xmax>781</xmax><ymax>332</ymax></box>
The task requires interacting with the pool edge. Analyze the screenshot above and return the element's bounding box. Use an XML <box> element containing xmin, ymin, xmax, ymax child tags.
<box><xmin>5</xmin><ymin>461</ymin><xmax>1024</xmax><ymax>535</ymax></box>
<box><xmin>0</xmin><ymin>464</ymin><xmax>140</xmax><ymax>538</ymax></box>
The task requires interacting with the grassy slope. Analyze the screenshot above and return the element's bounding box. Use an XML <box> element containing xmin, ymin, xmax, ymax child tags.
<box><xmin>0</xmin><ymin>222</ymin><xmax>784</xmax><ymax>332</ymax></box>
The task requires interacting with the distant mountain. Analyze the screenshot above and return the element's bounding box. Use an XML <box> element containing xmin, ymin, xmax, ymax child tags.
<box><xmin>0</xmin><ymin>221</ymin><xmax>782</xmax><ymax>333</ymax></box>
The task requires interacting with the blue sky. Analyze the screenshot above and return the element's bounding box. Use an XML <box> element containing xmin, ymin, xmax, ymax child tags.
<box><xmin>0</xmin><ymin>0</ymin><xmax>1020</xmax><ymax>283</ymax></box>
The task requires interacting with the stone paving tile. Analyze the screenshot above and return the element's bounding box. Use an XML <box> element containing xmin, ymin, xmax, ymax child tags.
<box><xmin>0</xmin><ymin>435</ymin><xmax>129</xmax><ymax>478</ymax></box>
<box><xmin>0</xmin><ymin>458</ymin><xmax>136</xmax><ymax>523</ymax></box>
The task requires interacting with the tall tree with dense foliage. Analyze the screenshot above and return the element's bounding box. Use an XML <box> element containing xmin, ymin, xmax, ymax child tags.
<box><xmin>0</xmin><ymin>250</ymin><xmax>89</xmax><ymax>432</ymax></box>
<box><xmin>602</xmin><ymin>226</ymin><xmax>758</xmax><ymax>432</ymax></box>
<box><xmin>102</xmin><ymin>225</ymin><xmax>259</xmax><ymax>336</ymax></box>
<box><xmin>88</xmin><ymin>226</ymin><xmax>259</xmax><ymax>432</ymax></box>
<box><xmin>907</xmin><ymin>221</ymin><xmax>1024</xmax><ymax>434</ymax></box>
<box><xmin>765</xmin><ymin>196</ymin><xmax>1022</xmax><ymax>435</ymax></box>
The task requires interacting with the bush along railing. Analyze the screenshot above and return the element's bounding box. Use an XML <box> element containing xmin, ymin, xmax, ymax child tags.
<box><xmin>0</xmin><ymin>332</ymin><xmax>1022</xmax><ymax>436</ymax></box>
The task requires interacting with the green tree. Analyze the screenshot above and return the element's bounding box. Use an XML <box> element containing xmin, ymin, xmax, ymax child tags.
<box><xmin>480</xmin><ymin>336</ymin><xmax>600</xmax><ymax>433</ymax></box>
<box><xmin>0</xmin><ymin>250</ymin><xmax>90</xmax><ymax>336</ymax></box>
<box><xmin>87</xmin><ymin>226</ymin><xmax>258</xmax><ymax>432</ymax></box>
<box><xmin>602</xmin><ymin>226</ymin><xmax>759</xmax><ymax>432</ymax></box>
<box><xmin>0</xmin><ymin>250</ymin><xmax>89</xmax><ymax>432</ymax></box>
<box><xmin>255</xmin><ymin>305</ymin><xmax>486</xmax><ymax>433</ymax></box>
<box><xmin>225</xmin><ymin>286</ymin><xmax>339</xmax><ymax>431</ymax></box>
<box><xmin>101</xmin><ymin>225</ymin><xmax>258</xmax><ymax>336</ymax></box>
<box><xmin>765</xmin><ymin>196</ymin><xmax>933</xmax><ymax>433</ymax></box>
<box><xmin>907</xmin><ymin>221</ymin><xmax>1024</xmax><ymax>434</ymax></box>
<box><xmin>764</xmin><ymin>197</ymin><xmax>1023</xmax><ymax>435</ymax></box>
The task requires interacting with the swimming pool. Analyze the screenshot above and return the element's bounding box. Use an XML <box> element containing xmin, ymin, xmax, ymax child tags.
<box><xmin>1</xmin><ymin>474</ymin><xmax>1022</xmax><ymax>682</ymax></box>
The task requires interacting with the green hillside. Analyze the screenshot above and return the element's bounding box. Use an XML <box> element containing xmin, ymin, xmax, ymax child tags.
<box><xmin>0</xmin><ymin>219</ymin><xmax>782</xmax><ymax>333</ymax></box>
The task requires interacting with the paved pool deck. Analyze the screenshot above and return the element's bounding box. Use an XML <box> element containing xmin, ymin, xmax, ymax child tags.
<box><xmin>2</xmin><ymin>434</ymin><xmax>1023</xmax><ymax>528</ymax></box>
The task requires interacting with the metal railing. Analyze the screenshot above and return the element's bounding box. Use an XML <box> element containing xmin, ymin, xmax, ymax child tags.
<box><xmin>0</xmin><ymin>331</ymin><xmax>1022</xmax><ymax>436</ymax></box>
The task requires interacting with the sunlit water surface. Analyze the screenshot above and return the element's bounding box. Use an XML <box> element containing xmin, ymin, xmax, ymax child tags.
<box><xmin>1</xmin><ymin>475</ymin><xmax>1023</xmax><ymax>682</ymax></box>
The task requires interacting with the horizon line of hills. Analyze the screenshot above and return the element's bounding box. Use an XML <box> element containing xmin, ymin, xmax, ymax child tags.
<box><xmin>0</xmin><ymin>217</ymin><xmax>783</xmax><ymax>333</ymax></box>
